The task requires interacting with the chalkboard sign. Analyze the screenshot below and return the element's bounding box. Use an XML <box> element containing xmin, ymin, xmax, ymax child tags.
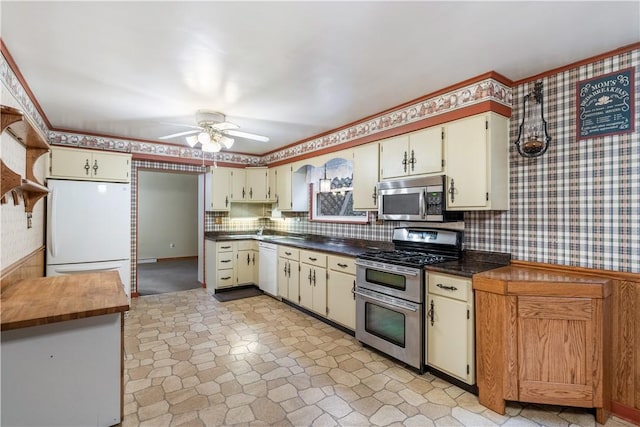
<box><xmin>577</xmin><ymin>68</ymin><xmax>634</xmax><ymax>140</ymax></box>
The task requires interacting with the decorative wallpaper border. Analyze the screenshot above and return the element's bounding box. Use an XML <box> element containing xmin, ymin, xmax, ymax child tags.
<box><xmin>262</xmin><ymin>78</ymin><xmax>512</xmax><ymax>164</ymax></box>
<box><xmin>0</xmin><ymin>54</ymin><xmax>48</xmax><ymax>136</ymax></box>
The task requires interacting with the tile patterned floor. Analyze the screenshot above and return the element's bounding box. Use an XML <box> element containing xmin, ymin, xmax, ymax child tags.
<box><xmin>122</xmin><ymin>289</ymin><xmax>635</xmax><ymax>427</ymax></box>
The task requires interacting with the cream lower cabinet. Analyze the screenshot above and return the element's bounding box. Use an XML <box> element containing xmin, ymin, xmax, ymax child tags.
<box><xmin>445</xmin><ymin>112</ymin><xmax>509</xmax><ymax>210</ymax></box>
<box><xmin>236</xmin><ymin>240</ymin><xmax>258</xmax><ymax>286</ymax></box>
<box><xmin>277</xmin><ymin>246</ymin><xmax>300</xmax><ymax>301</ymax></box>
<box><xmin>326</xmin><ymin>255</ymin><xmax>356</xmax><ymax>330</ymax></box>
<box><xmin>215</xmin><ymin>242</ymin><xmax>236</xmax><ymax>289</ymax></box>
<box><xmin>48</xmin><ymin>146</ymin><xmax>131</xmax><ymax>182</ymax></box>
<box><xmin>352</xmin><ymin>143</ymin><xmax>379</xmax><ymax>211</ymax></box>
<box><xmin>299</xmin><ymin>250</ymin><xmax>327</xmax><ymax>315</ymax></box>
<box><xmin>426</xmin><ymin>272</ymin><xmax>475</xmax><ymax>385</ymax></box>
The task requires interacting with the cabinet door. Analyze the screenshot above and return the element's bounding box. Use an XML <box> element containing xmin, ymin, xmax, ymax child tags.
<box><xmin>288</xmin><ymin>260</ymin><xmax>300</xmax><ymax>304</ymax></box>
<box><xmin>210</xmin><ymin>167</ymin><xmax>231</xmax><ymax>211</ymax></box>
<box><xmin>446</xmin><ymin>115</ymin><xmax>488</xmax><ymax>209</ymax></box>
<box><xmin>299</xmin><ymin>264</ymin><xmax>313</xmax><ymax>310</ymax></box>
<box><xmin>251</xmin><ymin>250</ymin><xmax>259</xmax><ymax>285</ymax></box>
<box><xmin>327</xmin><ymin>271</ymin><xmax>356</xmax><ymax>329</ymax></box>
<box><xmin>91</xmin><ymin>152</ymin><xmax>130</xmax><ymax>182</ymax></box>
<box><xmin>267</xmin><ymin>168</ymin><xmax>277</xmax><ymax>202</ymax></box>
<box><xmin>229</xmin><ymin>168</ymin><xmax>246</xmax><ymax>201</ymax></box>
<box><xmin>409</xmin><ymin>127</ymin><xmax>443</xmax><ymax>176</ymax></box>
<box><xmin>277</xmin><ymin>258</ymin><xmax>289</xmax><ymax>298</ymax></box>
<box><xmin>275</xmin><ymin>165</ymin><xmax>292</xmax><ymax>210</ymax></box>
<box><xmin>352</xmin><ymin>143</ymin><xmax>379</xmax><ymax>210</ymax></box>
<box><xmin>517</xmin><ymin>296</ymin><xmax>594</xmax><ymax>407</ymax></box>
<box><xmin>379</xmin><ymin>135</ymin><xmax>409</xmax><ymax>179</ymax></box>
<box><xmin>217</xmin><ymin>269</ymin><xmax>235</xmax><ymax>289</ymax></box>
<box><xmin>427</xmin><ymin>294</ymin><xmax>471</xmax><ymax>382</ymax></box>
<box><xmin>236</xmin><ymin>249</ymin><xmax>253</xmax><ymax>285</ymax></box>
<box><xmin>49</xmin><ymin>147</ymin><xmax>92</xmax><ymax>179</ymax></box>
<box><xmin>312</xmin><ymin>267</ymin><xmax>327</xmax><ymax>315</ymax></box>
<box><xmin>246</xmin><ymin>168</ymin><xmax>268</xmax><ymax>201</ymax></box>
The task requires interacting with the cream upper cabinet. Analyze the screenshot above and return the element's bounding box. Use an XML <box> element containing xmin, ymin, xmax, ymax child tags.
<box><xmin>275</xmin><ymin>164</ymin><xmax>308</xmax><ymax>211</ymax></box>
<box><xmin>352</xmin><ymin>143</ymin><xmax>379</xmax><ymax>210</ymax></box>
<box><xmin>267</xmin><ymin>167</ymin><xmax>277</xmax><ymax>202</ymax></box>
<box><xmin>379</xmin><ymin>127</ymin><xmax>443</xmax><ymax>180</ymax></box>
<box><xmin>445</xmin><ymin>112</ymin><xmax>509</xmax><ymax>210</ymax></box>
<box><xmin>245</xmin><ymin>167</ymin><xmax>269</xmax><ymax>201</ymax></box>
<box><xmin>48</xmin><ymin>146</ymin><xmax>131</xmax><ymax>182</ymax></box>
<box><xmin>229</xmin><ymin>168</ymin><xmax>246</xmax><ymax>202</ymax></box>
<box><xmin>206</xmin><ymin>166</ymin><xmax>231</xmax><ymax>211</ymax></box>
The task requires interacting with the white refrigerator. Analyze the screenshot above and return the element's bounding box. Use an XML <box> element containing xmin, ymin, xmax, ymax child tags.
<box><xmin>46</xmin><ymin>179</ymin><xmax>131</xmax><ymax>298</ymax></box>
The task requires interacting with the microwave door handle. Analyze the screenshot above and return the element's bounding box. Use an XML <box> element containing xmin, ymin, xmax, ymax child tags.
<box><xmin>353</xmin><ymin>290</ymin><xmax>418</xmax><ymax>312</ymax></box>
<box><xmin>421</xmin><ymin>190</ymin><xmax>427</xmax><ymax>219</ymax></box>
<box><xmin>354</xmin><ymin>260</ymin><xmax>419</xmax><ymax>276</ymax></box>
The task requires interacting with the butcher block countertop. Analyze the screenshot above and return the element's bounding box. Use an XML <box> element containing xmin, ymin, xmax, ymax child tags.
<box><xmin>1</xmin><ymin>271</ymin><xmax>129</xmax><ymax>331</ymax></box>
<box><xmin>473</xmin><ymin>264</ymin><xmax>612</xmax><ymax>298</ymax></box>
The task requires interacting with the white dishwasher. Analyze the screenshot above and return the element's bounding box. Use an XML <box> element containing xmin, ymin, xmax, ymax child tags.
<box><xmin>258</xmin><ymin>242</ymin><xmax>278</xmax><ymax>296</ymax></box>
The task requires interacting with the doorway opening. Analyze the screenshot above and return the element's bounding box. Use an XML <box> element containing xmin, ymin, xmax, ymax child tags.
<box><xmin>137</xmin><ymin>170</ymin><xmax>200</xmax><ymax>296</ymax></box>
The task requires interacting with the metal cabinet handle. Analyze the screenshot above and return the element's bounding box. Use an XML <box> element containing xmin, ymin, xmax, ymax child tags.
<box><xmin>409</xmin><ymin>150</ymin><xmax>416</xmax><ymax>171</ymax></box>
<box><xmin>93</xmin><ymin>160</ymin><xmax>99</xmax><ymax>175</ymax></box>
<box><xmin>242</xmin><ymin>187</ymin><xmax>246</xmax><ymax>198</ymax></box>
<box><xmin>352</xmin><ymin>280</ymin><xmax>356</xmax><ymax>300</ymax></box>
<box><xmin>249</xmin><ymin>187</ymin><xmax>253</xmax><ymax>198</ymax></box>
<box><xmin>401</xmin><ymin>151</ymin><xmax>408</xmax><ymax>172</ymax></box>
<box><xmin>221</xmin><ymin>245</ymin><xmax>231</xmax><ymax>249</ymax></box>
<box><xmin>221</xmin><ymin>276</ymin><xmax>231</xmax><ymax>280</ymax></box>
<box><xmin>448</xmin><ymin>178</ymin><xmax>456</xmax><ymax>203</ymax></box>
<box><xmin>285</xmin><ymin>251</ymin><xmax>292</xmax><ymax>256</ymax></box>
<box><xmin>372</xmin><ymin>186</ymin><xmax>377</xmax><ymax>205</ymax></box>
<box><xmin>436</xmin><ymin>283</ymin><xmax>458</xmax><ymax>291</ymax></box>
<box><xmin>247</xmin><ymin>253</ymin><xmax>251</xmax><ymax>265</ymax></box>
<box><xmin>225</xmin><ymin>196</ymin><xmax>228</xmax><ymax>207</ymax></box>
<box><xmin>287</xmin><ymin>262</ymin><xmax>291</xmax><ymax>277</ymax></box>
<box><xmin>221</xmin><ymin>259</ymin><xmax>231</xmax><ymax>263</ymax></box>
<box><xmin>308</xmin><ymin>257</ymin><xmax>317</xmax><ymax>262</ymax></box>
<box><xmin>308</xmin><ymin>270</ymin><xmax>312</xmax><ymax>284</ymax></box>
<box><xmin>84</xmin><ymin>159</ymin><xmax>90</xmax><ymax>175</ymax></box>
<box><xmin>252</xmin><ymin>254</ymin><xmax>256</xmax><ymax>264</ymax></box>
<box><xmin>312</xmin><ymin>270</ymin><xmax>316</xmax><ymax>286</ymax></box>
<box><xmin>428</xmin><ymin>299</ymin><xmax>435</xmax><ymax>326</ymax></box>
<box><xmin>337</xmin><ymin>263</ymin><xmax>348</xmax><ymax>268</ymax></box>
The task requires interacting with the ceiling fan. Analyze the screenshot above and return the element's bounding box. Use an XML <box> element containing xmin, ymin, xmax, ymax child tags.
<box><xmin>158</xmin><ymin>109</ymin><xmax>269</xmax><ymax>152</ymax></box>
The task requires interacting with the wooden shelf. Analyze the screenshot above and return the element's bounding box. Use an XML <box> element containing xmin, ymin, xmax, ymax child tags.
<box><xmin>1</xmin><ymin>105</ymin><xmax>50</xmax><ymax>218</ymax></box>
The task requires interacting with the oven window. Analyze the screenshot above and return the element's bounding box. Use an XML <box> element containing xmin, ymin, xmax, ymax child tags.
<box><xmin>382</xmin><ymin>194</ymin><xmax>420</xmax><ymax>215</ymax></box>
<box><xmin>365</xmin><ymin>302</ymin><xmax>405</xmax><ymax>347</ymax></box>
<box><xmin>365</xmin><ymin>269</ymin><xmax>406</xmax><ymax>291</ymax></box>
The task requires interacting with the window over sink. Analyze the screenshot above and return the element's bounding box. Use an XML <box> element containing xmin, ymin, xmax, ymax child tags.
<box><xmin>309</xmin><ymin>158</ymin><xmax>367</xmax><ymax>223</ymax></box>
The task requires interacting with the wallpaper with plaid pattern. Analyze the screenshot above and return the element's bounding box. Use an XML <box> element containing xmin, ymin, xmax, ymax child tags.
<box><xmin>465</xmin><ymin>49</ymin><xmax>639</xmax><ymax>272</ymax></box>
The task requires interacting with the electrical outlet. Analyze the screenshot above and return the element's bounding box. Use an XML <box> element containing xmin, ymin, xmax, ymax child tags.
<box><xmin>169</xmin><ymin>243</ymin><xmax>175</xmax><ymax>248</ymax></box>
<box><xmin>215</xmin><ymin>217</ymin><xmax>222</xmax><ymax>225</ymax></box>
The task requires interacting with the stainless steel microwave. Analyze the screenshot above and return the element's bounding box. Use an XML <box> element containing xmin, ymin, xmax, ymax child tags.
<box><xmin>377</xmin><ymin>175</ymin><xmax>462</xmax><ymax>222</ymax></box>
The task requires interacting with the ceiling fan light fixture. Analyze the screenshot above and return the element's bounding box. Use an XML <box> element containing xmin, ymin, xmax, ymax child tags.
<box><xmin>220</xmin><ymin>136</ymin><xmax>234</xmax><ymax>149</ymax></box>
<box><xmin>186</xmin><ymin>135</ymin><xmax>198</xmax><ymax>147</ymax></box>
<box><xmin>197</xmin><ymin>131</ymin><xmax>211</xmax><ymax>144</ymax></box>
<box><xmin>201</xmin><ymin>141</ymin><xmax>221</xmax><ymax>153</ymax></box>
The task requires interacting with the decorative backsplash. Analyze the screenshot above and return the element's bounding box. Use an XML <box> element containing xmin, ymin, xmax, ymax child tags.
<box><xmin>465</xmin><ymin>49</ymin><xmax>639</xmax><ymax>272</ymax></box>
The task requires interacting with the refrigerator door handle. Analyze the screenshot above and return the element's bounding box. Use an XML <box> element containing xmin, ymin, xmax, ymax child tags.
<box><xmin>50</xmin><ymin>188</ymin><xmax>57</xmax><ymax>257</ymax></box>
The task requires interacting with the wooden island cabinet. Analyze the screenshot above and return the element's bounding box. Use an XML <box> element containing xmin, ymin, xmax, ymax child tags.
<box><xmin>473</xmin><ymin>265</ymin><xmax>612</xmax><ymax>424</ymax></box>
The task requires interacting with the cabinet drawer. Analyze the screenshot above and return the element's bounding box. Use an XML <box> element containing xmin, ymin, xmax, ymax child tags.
<box><xmin>236</xmin><ymin>240</ymin><xmax>256</xmax><ymax>251</ymax></box>
<box><xmin>328</xmin><ymin>255</ymin><xmax>356</xmax><ymax>275</ymax></box>
<box><xmin>216</xmin><ymin>269</ymin><xmax>235</xmax><ymax>287</ymax></box>
<box><xmin>278</xmin><ymin>246</ymin><xmax>299</xmax><ymax>261</ymax></box>
<box><xmin>216</xmin><ymin>242</ymin><xmax>234</xmax><ymax>252</ymax></box>
<box><xmin>217</xmin><ymin>252</ymin><xmax>234</xmax><ymax>269</ymax></box>
<box><xmin>428</xmin><ymin>273</ymin><xmax>471</xmax><ymax>302</ymax></box>
<box><xmin>300</xmin><ymin>250</ymin><xmax>327</xmax><ymax>268</ymax></box>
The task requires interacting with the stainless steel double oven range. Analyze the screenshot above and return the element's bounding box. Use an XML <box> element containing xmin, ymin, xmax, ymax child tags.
<box><xmin>354</xmin><ymin>227</ymin><xmax>463</xmax><ymax>372</ymax></box>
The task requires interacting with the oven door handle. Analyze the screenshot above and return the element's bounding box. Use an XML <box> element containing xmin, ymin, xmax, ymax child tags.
<box><xmin>353</xmin><ymin>290</ymin><xmax>418</xmax><ymax>312</ymax></box>
<box><xmin>354</xmin><ymin>260</ymin><xmax>420</xmax><ymax>276</ymax></box>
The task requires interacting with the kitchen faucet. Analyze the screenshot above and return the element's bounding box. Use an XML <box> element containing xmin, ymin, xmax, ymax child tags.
<box><xmin>257</xmin><ymin>226</ymin><xmax>264</xmax><ymax>236</ymax></box>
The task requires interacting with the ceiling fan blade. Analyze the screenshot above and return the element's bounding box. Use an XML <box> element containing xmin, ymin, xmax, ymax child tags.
<box><xmin>158</xmin><ymin>129</ymin><xmax>200</xmax><ymax>140</ymax></box>
<box><xmin>223</xmin><ymin>129</ymin><xmax>270</xmax><ymax>142</ymax></box>
<box><xmin>211</xmin><ymin>121</ymin><xmax>239</xmax><ymax>131</ymax></box>
<box><xmin>159</xmin><ymin>122</ymin><xmax>203</xmax><ymax>130</ymax></box>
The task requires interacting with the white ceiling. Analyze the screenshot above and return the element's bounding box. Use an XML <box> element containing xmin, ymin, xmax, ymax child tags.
<box><xmin>1</xmin><ymin>1</ymin><xmax>639</xmax><ymax>155</ymax></box>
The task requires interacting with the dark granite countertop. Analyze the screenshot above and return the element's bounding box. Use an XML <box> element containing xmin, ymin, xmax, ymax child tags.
<box><xmin>426</xmin><ymin>250</ymin><xmax>511</xmax><ymax>278</ymax></box>
<box><xmin>204</xmin><ymin>231</ymin><xmax>393</xmax><ymax>258</ymax></box>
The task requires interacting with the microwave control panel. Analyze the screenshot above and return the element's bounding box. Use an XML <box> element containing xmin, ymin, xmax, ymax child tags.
<box><xmin>426</xmin><ymin>192</ymin><xmax>443</xmax><ymax>215</ymax></box>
